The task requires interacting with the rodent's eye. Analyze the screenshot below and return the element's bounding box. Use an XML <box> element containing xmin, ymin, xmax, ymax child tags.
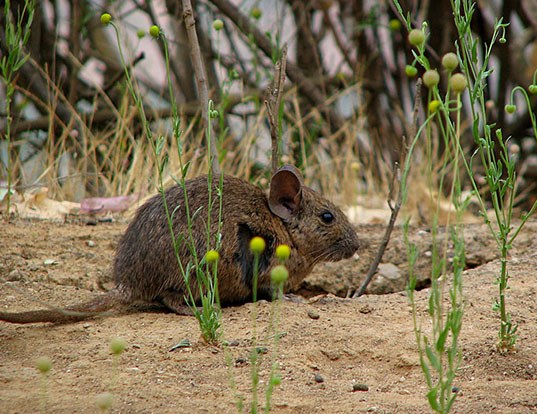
<box><xmin>320</xmin><ymin>211</ymin><xmax>335</xmax><ymax>224</ymax></box>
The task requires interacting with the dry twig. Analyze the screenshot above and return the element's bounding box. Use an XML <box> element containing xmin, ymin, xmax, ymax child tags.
<box><xmin>265</xmin><ymin>45</ymin><xmax>288</xmax><ymax>175</ymax></box>
<box><xmin>352</xmin><ymin>79</ymin><xmax>422</xmax><ymax>298</ymax></box>
<box><xmin>182</xmin><ymin>0</ymin><xmax>220</xmax><ymax>175</ymax></box>
<box><xmin>209</xmin><ymin>0</ymin><xmax>343</xmax><ymax>132</ymax></box>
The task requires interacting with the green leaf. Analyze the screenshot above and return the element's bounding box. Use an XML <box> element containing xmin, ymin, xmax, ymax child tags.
<box><xmin>426</xmin><ymin>388</ymin><xmax>440</xmax><ymax>411</ymax></box>
<box><xmin>425</xmin><ymin>344</ymin><xmax>441</xmax><ymax>372</ymax></box>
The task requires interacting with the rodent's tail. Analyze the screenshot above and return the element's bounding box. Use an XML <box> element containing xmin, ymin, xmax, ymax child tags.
<box><xmin>0</xmin><ymin>290</ymin><xmax>123</xmax><ymax>324</ymax></box>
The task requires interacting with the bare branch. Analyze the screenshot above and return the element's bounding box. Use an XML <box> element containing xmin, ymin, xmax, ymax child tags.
<box><xmin>182</xmin><ymin>0</ymin><xmax>220</xmax><ymax>175</ymax></box>
<box><xmin>209</xmin><ymin>0</ymin><xmax>344</xmax><ymax>132</ymax></box>
<box><xmin>352</xmin><ymin>79</ymin><xmax>423</xmax><ymax>298</ymax></box>
<box><xmin>265</xmin><ymin>45</ymin><xmax>288</xmax><ymax>175</ymax></box>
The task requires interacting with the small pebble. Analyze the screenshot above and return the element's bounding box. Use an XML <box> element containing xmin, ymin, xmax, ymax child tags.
<box><xmin>235</xmin><ymin>357</ymin><xmax>248</xmax><ymax>366</ymax></box>
<box><xmin>452</xmin><ymin>386</ymin><xmax>460</xmax><ymax>393</ymax></box>
<box><xmin>353</xmin><ymin>383</ymin><xmax>369</xmax><ymax>392</ymax></box>
<box><xmin>307</xmin><ymin>310</ymin><xmax>320</xmax><ymax>320</ymax></box>
<box><xmin>314</xmin><ymin>373</ymin><xmax>324</xmax><ymax>383</ymax></box>
<box><xmin>86</xmin><ymin>240</ymin><xmax>96</xmax><ymax>247</ymax></box>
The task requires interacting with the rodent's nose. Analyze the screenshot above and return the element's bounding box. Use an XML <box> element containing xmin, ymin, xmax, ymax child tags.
<box><xmin>341</xmin><ymin>231</ymin><xmax>360</xmax><ymax>258</ymax></box>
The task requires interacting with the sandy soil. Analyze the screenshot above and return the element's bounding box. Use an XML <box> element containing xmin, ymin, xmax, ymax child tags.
<box><xmin>1</xmin><ymin>218</ymin><xmax>537</xmax><ymax>413</ymax></box>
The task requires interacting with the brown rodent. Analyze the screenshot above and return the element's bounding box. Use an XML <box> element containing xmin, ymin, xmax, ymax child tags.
<box><xmin>0</xmin><ymin>165</ymin><xmax>360</xmax><ymax>324</ymax></box>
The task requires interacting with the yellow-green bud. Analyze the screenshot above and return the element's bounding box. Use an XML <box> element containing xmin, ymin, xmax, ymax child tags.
<box><xmin>149</xmin><ymin>25</ymin><xmax>160</xmax><ymax>38</ymax></box>
<box><xmin>36</xmin><ymin>356</ymin><xmax>52</xmax><ymax>374</ymax></box>
<box><xmin>428</xmin><ymin>100</ymin><xmax>441</xmax><ymax>113</ymax></box>
<box><xmin>137</xmin><ymin>29</ymin><xmax>146</xmax><ymax>39</ymax></box>
<box><xmin>505</xmin><ymin>104</ymin><xmax>516</xmax><ymax>114</ymax></box>
<box><xmin>95</xmin><ymin>392</ymin><xmax>114</xmax><ymax>410</ymax></box>
<box><xmin>389</xmin><ymin>19</ymin><xmax>401</xmax><ymax>31</ymax></box>
<box><xmin>205</xmin><ymin>249</ymin><xmax>219</xmax><ymax>263</ymax></box>
<box><xmin>271</xmin><ymin>265</ymin><xmax>289</xmax><ymax>284</ymax></box>
<box><xmin>250</xmin><ymin>236</ymin><xmax>266</xmax><ymax>254</ymax></box>
<box><xmin>110</xmin><ymin>337</ymin><xmax>126</xmax><ymax>355</ymax></box>
<box><xmin>276</xmin><ymin>244</ymin><xmax>291</xmax><ymax>261</ymax></box>
<box><xmin>423</xmin><ymin>70</ymin><xmax>440</xmax><ymax>88</ymax></box>
<box><xmin>405</xmin><ymin>65</ymin><xmax>418</xmax><ymax>78</ymax></box>
<box><xmin>250</xmin><ymin>7</ymin><xmax>262</xmax><ymax>20</ymax></box>
<box><xmin>450</xmin><ymin>73</ymin><xmax>467</xmax><ymax>94</ymax></box>
<box><xmin>529</xmin><ymin>85</ymin><xmax>537</xmax><ymax>94</ymax></box>
<box><xmin>408</xmin><ymin>29</ymin><xmax>425</xmax><ymax>47</ymax></box>
<box><xmin>441</xmin><ymin>52</ymin><xmax>458</xmax><ymax>72</ymax></box>
<box><xmin>212</xmin><ymin>19</ymin><xmax>224</xmax><ymax>31</ymax></box>
<box><xmin>100</xmin><ymin>13</ymin><xmax>112</xmax><ymax>25</ymax></box>
<box><xmin>270</xmin><ymin>373</ymin><xmax>282</xmax><ymax>386</ymax></box>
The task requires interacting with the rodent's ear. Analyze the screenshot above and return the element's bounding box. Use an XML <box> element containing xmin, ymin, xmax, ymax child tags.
<box><xmin>268</xmin><ymin>165</ymin><xmax>303</xmax><ymax>219</ymax></box>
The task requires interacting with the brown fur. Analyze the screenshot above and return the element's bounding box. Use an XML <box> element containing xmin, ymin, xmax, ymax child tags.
<box><xmin>0</xmin><ymin>166</ymin><xmax>360</xmax><ymax>324</ymax></box>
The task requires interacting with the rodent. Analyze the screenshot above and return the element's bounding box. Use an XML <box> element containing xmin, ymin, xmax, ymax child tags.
<box><xmin>0</xmin><ymin>165</ymin><xmax>360</xmax><ymax>324</ymax></box>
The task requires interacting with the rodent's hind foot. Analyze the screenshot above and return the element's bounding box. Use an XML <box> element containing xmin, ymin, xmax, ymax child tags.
<box><xmin>157</xmin><ymin>292</ymin><xmax>197</xmax><ymax>316</ymax></box>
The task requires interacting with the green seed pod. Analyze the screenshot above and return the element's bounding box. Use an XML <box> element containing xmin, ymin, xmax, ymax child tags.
<box><xmin>205</xmin><ymin>250</ymin><xmax>219</xmax><ymax>263</ymax></box>
<box><xmin>36</xmin><ymin>356</ymin><xmax>52</xmax><ymax>374</ymax></box>
<box><xmin>389</xmin><ymin>19</ymin><xmax>401</xmax><ymax>31</ymax></box>
<box><xmin>529</xmin><ymin>85</ymin><xmax>537</xmax><ymax>94</ymax></box>
<box><xmin>110</xmin><ymin>337</ymin><xmax>126</xmax><ymax>355</ymax></box>
<box><xmin>441</xmin><ymin>52</ymin><xmax>458</xmax><ymax>72</ymax></box>
<box><xmin>276</xmin><ymin>244</ymin><xmax>291</xmax><ymax>261</ymax></box>
<box><xmin>137</xmin><ymin>29</ymin><xmax>146</xmax><ymax>39</ymax></box>
<box><xmin>95</xmin><ymin>392</ymin><xmax>114</xmax><ymax>411</ymax></box>
<box><xmin>505</xmin><ymin>104</ymin><xmax>516</xmax><ymax>114</ymax></box>
<box><xmin>100</xmin><ymin>13</ymin><xmax>112</xmax><ymax>25</ymax></box>
<box><xmin>270</xmin><ymin>374</ymin><xmax>282</xmax><ymax>386</ymax></box>
<box><xmin>405</xmin><ymin>65</ymin><xmax>418</xmax><ymax>78</ymax></box>
<box><xmin>408</xmin><ymin>29</ymin><xmax>425</xmax><ymax>47</ymax></box>
<box><xmin>250</xmin><ymin>7</ymin><xmax>262</xmax><ymax>20</ymax></box>
<box><xmin>212</xmin><ymin>19</ymin><xmax>224</xmax><ymax>31</ymax></box>
<box><xmin>271</xmin><ymin>265</ymin><xmax>289</xmax><ymax>284</ymax></box>
<box><xmin>149</xmin><ymin>25</ymin><xmax>160</xmax><ymax>38</ymax></box>
<box><xmin>250</xmin><ymin>236</ymin><xmax>266</xmax><ymax>254</ymax></box>
<box><xmin>423</xmin><ymin>70</ymin><xmax>440</xmax><ymax>88</ymax></box>
<box><xmin>428</xmin><ymin>100</ymin><xmax>441</xmax><ymax>113</ymax></box>
<box><xmin>450</xmin><ymin>73</ymin><xmax>468</xmax><ymax>94</ymax></box>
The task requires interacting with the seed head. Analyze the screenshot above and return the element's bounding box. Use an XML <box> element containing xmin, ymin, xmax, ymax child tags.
<box><xmin>205</xmin><ymin>250</ymin><xmax>220</xmax><ymax>263</ymax></box>
<box><xmin>276</xmin><ymin>244</ymin><xmax>291</xmax><ymax>261</ymax></box>
<box><xmin>505</xmin><ymin>104</ymin><xmax>516</xmax><ymax>114</ymax></box>
<box><xmin>405</xmin><ymin>65</ymin><xmax>418</xmax><ymax>78</ymax></box>
<box><xmin>250</xmin><ymin>7</ymin><xmax>262</xmax><ymax>20</ymax></box>
<box><xmin>441</xmin><ymin>52</ymin><xmax>459</xmax><ymax>72</ymax></box>
<box><xmin>428</xmin><ymin>100</ymin><xmax>441</xmax><ymax>113</ymax></box>
<box><xmin>212</xmin><ymin>19</ymin><xmax>224</xmax><ymax>31</ymax></box>
<box><xmin>250</xmin><ymin>237</ymin><xmax>266</xmax><ymax>254</ymax></box>
<box><xmin>149</xmin><ymin>25</ymin><xmax>160</xmax><ymax>38</ymax></box>
<box><xmin>95</xmin><ymin>392</ymin><xmax>114</xmax><ymax>410</ymax></box>
<box><xmin>408</xmin><ymin>29</ymin><xmax>425</xmax><ymax>47</ymax></box>
<box><xmin>423</xmin><ymin>70</ymin><xmax>440</xmax><ymax>88</ymax></box>
<box><xmin>389</xmin><ymin>19</ymin><xmax>401</xmax><ymax>31</ymax></box>
<box><xmin>100</xmin><ymin>13</ymin><xmax>112</xmax><ymax>25</ymax></box>
<box><xmin>110</xmin><ymin>337</ymin><xmax>126</xmax><ymax>355</ymax></box>
<box><xmin>450</xmin><ymin>73</ymin><xmax>468</xmax><ymax>94</ymax></box>
<box><xmin>271</xmin><ymin>265</ymin><xmax>289</xmax><ymax>284</ymax></box>
<box><xmin>36</xmin><ymin>356</ymin><xmax>52</xmax><ymax>374</ymax></box>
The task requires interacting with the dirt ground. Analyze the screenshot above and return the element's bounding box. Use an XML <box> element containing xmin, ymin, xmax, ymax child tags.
<box><xmin>1</xmin><ymin>218</ymin><xmax>537</xmax><ymax>413</ymax></box>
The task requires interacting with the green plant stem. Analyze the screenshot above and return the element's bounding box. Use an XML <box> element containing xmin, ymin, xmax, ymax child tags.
<box><xmin>1</xmin><ymin>0</ymin><xmax>35</xmax><ymax>218</ymax></box>
<box><xmin>250</xmin><ymin>250</ymin><xmax>260</xmax><ymax>413</ymax></box>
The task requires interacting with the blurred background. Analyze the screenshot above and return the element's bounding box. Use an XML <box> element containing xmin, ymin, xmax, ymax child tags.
<box><xmin>1</xmin><ymin>0</ymin><xmax>537</xmax><ymax>218</ymax></box>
